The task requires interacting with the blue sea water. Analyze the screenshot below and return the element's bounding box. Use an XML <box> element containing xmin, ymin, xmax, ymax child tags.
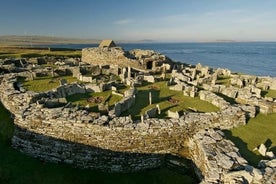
<box><xmin>46</xmin><ymin>42</ymin><xmax>276</xmax><ymax>77</ymax></box>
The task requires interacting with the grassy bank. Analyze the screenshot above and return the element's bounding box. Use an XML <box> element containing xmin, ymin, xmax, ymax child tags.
<box><xmin>0</xmin><ymin>102</ymin><xmax>194</xmax><ymax>184</ymax></box>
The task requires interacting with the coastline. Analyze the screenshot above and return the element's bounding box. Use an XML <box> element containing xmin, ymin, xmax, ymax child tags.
<box><xmin>2</xmin><ymin>42</ymin><xmax>274</xmax><ymax>77</ymax></box>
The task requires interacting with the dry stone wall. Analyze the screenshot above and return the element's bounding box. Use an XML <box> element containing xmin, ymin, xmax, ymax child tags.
<box><xmin>1</xmin><ymin>73</ymin><xmax>270</xmax><ymax>182</ymax></box>
<box><xmin>82</xmin><ymin>47</ymin><xmax>139</xmax><ymax>68</ymax></box>
<box><xmin>187</xmin><ymin>129</ymin><xmax>275</xmax><ymax>184</ymax></box>
<box><xmin>82</xmin><ymin>47</ymin><xmax>172</xmax><ymax>71</ymax></box>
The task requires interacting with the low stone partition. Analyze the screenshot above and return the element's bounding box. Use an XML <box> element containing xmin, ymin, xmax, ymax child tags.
<box><xmin>199</xmin><ymin>90</ymin><xmax>230</xmax><ymax>109</ymax></box>
<box><xmin>55</xmin><ymin>83</ymin><xmax>86</xmax><ymax>98</ymax></box>
<box><xmin>114</xmin><ymin>88</ymin><xmax>136</xmax><ymax>116</ymax></box>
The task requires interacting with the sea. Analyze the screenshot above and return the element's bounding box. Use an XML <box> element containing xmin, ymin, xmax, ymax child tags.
<box><xmin>43</xmin><ymin>42</ymin><xmax>276</xmax><ymax>77</ymax></box>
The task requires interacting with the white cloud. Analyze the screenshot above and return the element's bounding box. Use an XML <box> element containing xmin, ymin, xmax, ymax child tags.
<box><xmin>113</xmin><ymin>19</ymin><xmax>133</xmax><ymax>25</ymax></box>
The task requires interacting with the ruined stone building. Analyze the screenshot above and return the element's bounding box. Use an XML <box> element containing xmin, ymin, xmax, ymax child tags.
<box><xmin>82</xmin><ymin>40</ymin><xmax>173</xmax><ymax>72</ymax></box>
<box><xmin>98</xmin><ymin>39</ymin><xmax>117</xmax><ymax>48</ymax></box>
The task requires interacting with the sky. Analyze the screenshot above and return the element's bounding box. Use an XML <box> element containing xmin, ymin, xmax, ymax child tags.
<box><xmin>1</xmin><ymin>0</ymin><xmax>276</xmax><ymax>42</ymax></box>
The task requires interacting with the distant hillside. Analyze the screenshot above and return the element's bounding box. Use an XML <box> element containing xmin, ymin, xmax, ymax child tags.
<box><xmin>0</xmin><ymin>35</ymin><xmax>100</xmax><ymax>46</ymax></box>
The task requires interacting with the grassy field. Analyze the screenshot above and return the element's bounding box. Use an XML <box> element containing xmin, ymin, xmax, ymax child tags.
<box><xmin>0</xmin><ymin>35</ymin><xmax>99</xmax><ymax>46</ymax></box>
<box><xmin>0</xmin><ymin>47</ymin><xmax>81</xmax><ymax>58</ymax></box>
<box><xmin>224</xmin><ymin>113</ymin><xmax>276</xmax><ymax>166</ymax></box>
<box><xmin>0</xmin><ymin>102</ymin><xmax>195</xmax><ymax>184</ymax></box>
<box><xmin>19</xmin><ymin>76</ymin><xmax>79</xmax><ymax>92</ymax></box>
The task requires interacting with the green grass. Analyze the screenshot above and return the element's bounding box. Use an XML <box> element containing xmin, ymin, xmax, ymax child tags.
<box><xmin>0</xmin><ymin>102</ymin><xmax>13</xmax><ymax>145</ymax></box>
<box><xmin>22</xmin><ymin>77</ymin><xmax>218</xmax><ymax>117</ymax></box>
<box><xmin>123</xmin><ymin>81</ymin><xmax>219</xmax><ymax>119</ymax></box>
<box><xmin>224</xmin><ymin>113</ymin><xmax>276</xmax><ymax>166</ymax></box>
<box><xmin>0</xmin><ymin>47</ymin><xmax>81</xmax><ymax>59</ymax></box>
<box><xmin>66</xmin><ymin>90</ymin><xmax>123</xmax><ymax>111</ymax></box>
<box><xmin>264</xmin><ymin>89</ymin><xmax>276</xmax><ymax>98</ymax></box>
<box><xmin>0</xmin><ymin>102</ymin><xmax>195</xmax><ymax>184</ymax></box>
<box><xmin>20</xmin><ymin>76</ymin><xmax>79</xmax><ymax>92</ymax></box>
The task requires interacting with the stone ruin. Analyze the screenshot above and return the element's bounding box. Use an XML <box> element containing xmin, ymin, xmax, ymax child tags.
<box><xmin>82</xmin><ymin>40</ymin><xmax>173</xmax><ymax>72</ymax></box>
<box><xmin>1</xmin><ymin>71</ymin><xmax>275</xmax><ymax>183</ymax></box>
<box><xmin>0</xmin><ymin>43</ymin><xmax>276</xmax><ymax>183</ymax></box>
<box><xmin>169</xmin><ymin>62</ymin><xmax>276</xmax><ymax>115</ymax></box>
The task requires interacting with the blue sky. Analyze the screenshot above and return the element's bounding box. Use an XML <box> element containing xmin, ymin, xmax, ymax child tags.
<box><xmin>1</xmin><ymin>0</ymin><xmax>276</xmax><ymax>41</ymax></box>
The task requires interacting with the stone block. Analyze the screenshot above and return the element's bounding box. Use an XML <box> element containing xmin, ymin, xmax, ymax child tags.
<box><xmin>265</xmin><ymin>151</ymin><xmax>275</xmax><ymax>159</ymax></box>
<box><xmin>143</xmin><ymin>75</ymin><xmax>155</xmax><ymax>83</ymax></box>
<box><xmin>258</xmin><ymin>144</ymin><xmax>267</xmax><ymax>156</ymax></box>
<box><xmin>169</xmin><ymin>84</ymin><xmax>183</xmax><ymax>91</ymax></box>
<box><xmin>167</xmin><ymin>110</ymin><xmax>179</xmax><ymax>119</ymax></box>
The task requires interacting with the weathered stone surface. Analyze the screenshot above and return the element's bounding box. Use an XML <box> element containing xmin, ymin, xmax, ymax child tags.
<box><xmin>266</xmin><ymin>151</ymin><xmax>275</xmax><ymax>159</ymax></box>
<box><xmin>167</xmin><ymin>110</ymin><xmax>180</xmax><ymax>119</ymax></box>
<box><xmin>82</xmin><ymin>44</ymin><xmax>172</xmax><ymax>71</ymax></box>
<box><xmin>258</xmin><ymin>144</ymin><xmax>267</xmax><ymax>156</ymax></box>
<box><xmin>1</xmin><ymin>60</ymin><xmax>275</xmax><ymax>183</ymax></box>
<box><xmin>188</xmin><ymin>129</ymin><xmax>249</xmax><ymax>183</ymax></box>
<box><xmin>143</xmin><ymin>75</ymin><xmax>155</xmax><ymax>83</ymax></box>
<box><xmin>199</xmin><ymin>90</ymin><xmax>230</xmax><ymax>109</ymax></box>
<box><xmin>114</xmin><ymin>88</ymin><xmax>135</xmax><ymax>116</ymax></box>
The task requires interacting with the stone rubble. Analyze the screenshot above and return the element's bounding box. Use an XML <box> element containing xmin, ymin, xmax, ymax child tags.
<box><xmin>189</xmin><ymin>129</ymin><xmax>276</xmax><ymax>184</ymax></box>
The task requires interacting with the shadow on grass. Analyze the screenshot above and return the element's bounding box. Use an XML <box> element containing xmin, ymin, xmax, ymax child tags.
<box><xmin>261</xmin><ymin>90</ymin><xmax>268</xmax><ymax>98</ymax></box>
<box><xmin>215</xmin><ymin>92</ymin><xmax>237</xmax><ymax>105</ymax></box>
<box><xmin>264</xmin><ymin>138</ymin><xmax>276</xmax><ymax>154</ymax></box>
<box><xmin>158</xmin><ymin>105</ymin><xmax>178</xmax><ymax>119</ymax></box>
<box><xmin>223</xmin><ymin>130</ymin><xmax>263</xmax><ymax>167</ymax></box>
<box><xmin>264</xmin><ymin>139</ymin><xmax>272</xmax><ymax>149</ymax></box>
<box><xmin>123</xmin><ymin>87</ymin><xmax>174</xmax><ymax>120</ymax></box>
<box><xmin>270</xmin><ymin>146</ymin><xmax>276</xmax><ymax>153</ymax></box>
<box><xmin>0</xmin><ymin>103</ymin><xmax>14</xmax><ymax>146</ymax></box>
<box><xmin>66</xmin><ymin>93</ymin><xmax>93</xmax><ymax>103</ymax></box>
<box><xmin>0</xmin><ymin>102</ymin><xmax>197</xmax><ymax>184</ymax></box>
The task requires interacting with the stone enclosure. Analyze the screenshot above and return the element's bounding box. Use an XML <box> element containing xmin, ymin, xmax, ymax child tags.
<box><xmin>0</xmin><ymin>41</ymin><xmax>276</xmax><ymax>183</ymax></box>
